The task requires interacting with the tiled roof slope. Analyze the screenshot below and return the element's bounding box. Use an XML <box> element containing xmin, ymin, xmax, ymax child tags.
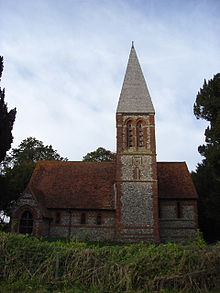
<box><xmin>157</xmin><ymin>162</ymin><xmax>198</xmax><ymax>199</ymax></box>
<box><xmin>28</xmin><ymin>161</ymin><xmax>116</xmax><ymax>210</ymax></box>
<box><xmin>116</xmin><ymin>44</ymin><xmax>155</xmax><ymax>114</ymax></box>
<box><xmin>26</xmin><ymin>161</ymin><xmax>197</xmax><ymax>210</ymax></box>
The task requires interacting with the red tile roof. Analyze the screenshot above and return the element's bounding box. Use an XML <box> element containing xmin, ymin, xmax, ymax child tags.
<box><xmin>28</xmin><ymin>161</ymin><xmax>116</xmax><ymax>210</ymax></box>
<box><xmin>157</xmin><ymin>162</ymin><xmax>198</xmax><ymax>199</ymax></box>
<box><xmin>26</xmin><ymin>161</ymin><xmax>197</xmax><ymax>211</ymax></box>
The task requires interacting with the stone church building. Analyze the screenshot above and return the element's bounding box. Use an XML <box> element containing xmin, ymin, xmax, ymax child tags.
<box><xmin>10</xmin><ymin>44</ymin><xmax>198</xmax><ymax>242</ymax></box>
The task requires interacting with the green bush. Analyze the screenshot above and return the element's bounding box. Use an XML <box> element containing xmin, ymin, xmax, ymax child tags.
<box><xmin>0</xmin><ymin>232</ymin><xmax>220</xmax><ymax>292</ymax></box>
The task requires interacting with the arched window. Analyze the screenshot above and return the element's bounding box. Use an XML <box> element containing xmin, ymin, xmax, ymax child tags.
<box><xmin>19</xmin><ymin>210</ymin><xmax>33</xmax><ymax>234</ymax></box>
<box><xmin>96</xmin><ymin>214</ymin><xmax>102</xmax><ymax>225</ymax></box>
<box><xmin>137</xmin><ymin>121</ymin><xmax>143</xmax><ymax>147</ymax></box>
<box><xmin>127</xmin><ymin>122</ymin><xmax>133</xmax><ymax>147</ymax></box>
<box><xmin>80</xmin><ymin>213</ymin><xmax>86</xmax><ymax>225</ymax></box>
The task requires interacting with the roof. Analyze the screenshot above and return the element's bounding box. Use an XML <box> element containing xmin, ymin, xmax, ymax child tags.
<box><xmin>116</xmin><ymin>43</ymin><xmax>155</xmax><ymax>114</ymax></box>
<box><xmin>25</xmin><ymin>161</ymin><xmax>197</xmax><ymax>212</ymax></box>
<box><xmin>157</xmin><ymin>162</ymin><xmax>198</xmax><ymax>199</ymax></box>
<box><xmin>27</xmin><ymin>161</ymin><xmax>116</xmax><ymax>210</ymax></box>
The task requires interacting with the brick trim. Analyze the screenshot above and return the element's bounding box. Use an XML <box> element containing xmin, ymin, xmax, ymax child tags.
<box><xmin>15</xmin><ymin>205</ymin><xmax>39</xmax><ymax>236</ymax></box>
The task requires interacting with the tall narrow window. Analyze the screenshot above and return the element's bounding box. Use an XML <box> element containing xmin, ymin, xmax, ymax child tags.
<box><xmin>127</xmin><ymin>122</ymin><xmax>133</xmax><ymax>147</ymax></box>
<box><xmin>134</xmin><ymin>167</ymin><xmax>140</xmax><ymax>180</ymax></box>
<box><xmin>96</xmin><ymin>214</ymin><xmax>102</xmax><ymax>225</ymax></box>
<box><xmin>137</xmin><ymin>122</ymin><xmax>143</xmax><ymax>147</ymax></box>
<box><xmin>19</xmin><ymin>211</ymin><xmax>33</xmax><ymax>234</ymax></box>
<box><xmin>177</xmin><ymin>202</ymin><xmax>182</xmax><ymax>218</ymax></box>
<box><xmin>158</xmin><ymin>202</ymin><xmax>161</xmax><ymax>218</ymax></box>
<box><xmin>80</xmin><ymin>213</ymin><xmax>86</xmax><ymax>225</ymax></box>
<box><xmin>55</xmin><ymin>212</ymin><xmax>61</xmax><ymax>224</ymax></box>
<box><xmin>114</xmin><ymin>183</ymin><xmax>117</xmax><ymax>209</ymax></box>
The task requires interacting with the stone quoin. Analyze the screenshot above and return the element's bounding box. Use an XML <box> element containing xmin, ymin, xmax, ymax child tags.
<box><xmin>10</xmin><ymin>44</ymin><xmax>198</xmax><ymax>242</ymax></box>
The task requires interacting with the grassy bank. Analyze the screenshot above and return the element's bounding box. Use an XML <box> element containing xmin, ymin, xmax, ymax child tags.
<box><xmin>0</xmin><ymin>231</ymin><xmax>220</xmax><ymax>292</ymax></box>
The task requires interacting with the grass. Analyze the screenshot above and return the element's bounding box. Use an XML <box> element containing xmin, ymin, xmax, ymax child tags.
<box><xmin>0</xmin><ymin>231</ymin><xmax>220</xmax><ymax>292</ymax></box>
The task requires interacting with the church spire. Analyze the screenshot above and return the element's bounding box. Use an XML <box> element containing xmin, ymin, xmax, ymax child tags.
<box><xmin>116</xmin><ymin>43</ymin><xmax>154</xmax><ymax>113</ymax></box>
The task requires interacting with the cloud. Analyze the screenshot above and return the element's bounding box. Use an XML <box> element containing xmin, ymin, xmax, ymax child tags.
<box><xmin>1</xmin><ymin>0</ymin><xmax>220</xmax><ymax>171</ymax></box>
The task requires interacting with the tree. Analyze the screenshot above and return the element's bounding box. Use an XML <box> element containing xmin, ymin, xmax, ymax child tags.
<box><xmin>0</xmin><ymin>56</ymin><xmax>16</xmax><ymax>163</ymax></box>
<box><xmin>82</xmin><ymin>147</ymin><xmax>116</xmax><ymax>162</ymax></box>
<box><xmin>192</xmin><ymin>73</ymin><xmax>220</xmax><ymax>242</ymax></box>
<box><xmin>0</xmin><ymin>137</ymin><xmax>67</xmax><ymax>214</ymax></box>
<box><xmin>4</xmin><ymin>137</ymin><xmax>67</xmax><ymax>167</ymax></box>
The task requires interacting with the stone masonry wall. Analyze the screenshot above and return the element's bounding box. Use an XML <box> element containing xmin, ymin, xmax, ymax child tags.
<box><xmin>10</xmin><ymin>193</ymin><xmax>42</xmax><ymax>236</ymax></box>
<box><xmin>121</xmin><ymin>155</ymin><xmax>153</xmax><ymax>181</ymax></box>
<box><xmin>120</xmin><ymin>182</ymin><xmax>153</xmax><ymax>227</ymax></box>
<box><xmin>159</xmin><ymin>200</ymin><xmax>198</xmax><ymax>242</ymax></box>
<box><xmin>42</xmin><ymin>219</ymin><xmax>50</xmax><ymax>237</ymax></box>
<box><xmin>48</xmin><ymin>210</ymin><xmax>116</xmax><ymax>241</ymax></box>
<box><xmin>116</xmin><ymin>112</ymin><xmax>159</xmax><ymax>242</ymax></box>
<box><xmin>11</xmin><ymin>193</ymin><xmax>116</xmax><ymax>241</ymax></box>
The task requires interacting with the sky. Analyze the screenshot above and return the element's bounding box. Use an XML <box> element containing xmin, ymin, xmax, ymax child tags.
<box><xmin>1</xmin><ymin>0</ymin><xmax>220</xmax><ymax>171</ymax></box>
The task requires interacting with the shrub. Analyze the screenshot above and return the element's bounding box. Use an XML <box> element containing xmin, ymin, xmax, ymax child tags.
<box><xmin>0</xmin><ymin>232</ymin><xmax>220</xmax><ymax>292</ymax></box>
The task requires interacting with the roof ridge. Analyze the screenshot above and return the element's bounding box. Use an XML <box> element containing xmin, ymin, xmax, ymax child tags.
<box><xmin>37</xmin><ymin>160</ymin><xmax>116</xmax><ymax>164</ymax></box>
<box><xmin>157</xmin><ymin>161</ymin><xmax>186</xmax><ymax>164</ymax></box>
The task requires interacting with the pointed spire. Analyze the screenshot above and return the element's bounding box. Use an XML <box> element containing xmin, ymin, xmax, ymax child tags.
<box><xmin>116</xmin><ymin>43</ymin><xmax>155</xmax><ymax>113</ymax></box>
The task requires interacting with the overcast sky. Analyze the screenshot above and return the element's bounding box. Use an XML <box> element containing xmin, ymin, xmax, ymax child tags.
<box><xmin>1</xmin><ymin>0</ymin><xmax>220</xmax><ymax>171</ymax></box>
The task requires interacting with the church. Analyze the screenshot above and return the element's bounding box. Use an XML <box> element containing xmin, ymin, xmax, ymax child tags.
<box><xmin>10</xmin><ymin>44</ymin><xmax>198</xmax><ymax>242</ymax></box>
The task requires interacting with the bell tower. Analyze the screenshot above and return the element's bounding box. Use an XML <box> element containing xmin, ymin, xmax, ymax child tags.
<box><xmin>115</xmin><ymin>43</ymin><xmax>159</xmax><ymax>242</ymax></box>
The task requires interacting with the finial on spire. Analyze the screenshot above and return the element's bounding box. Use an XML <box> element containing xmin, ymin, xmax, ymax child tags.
<box><xmin>132</xmin><ymin>41</ymin><xmax>134</xmax><ymax>48</ymax></box>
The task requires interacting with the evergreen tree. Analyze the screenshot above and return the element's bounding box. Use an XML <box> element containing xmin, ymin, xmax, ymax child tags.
<box><xmin>0</xmin><ymin>56</ymin><xmax>16</xmax><ymax>163</ymax></box>
<box><xmin>192</xmin><ymin>73</ymin><xmax>220</xmax><ymax>242</ymax></box>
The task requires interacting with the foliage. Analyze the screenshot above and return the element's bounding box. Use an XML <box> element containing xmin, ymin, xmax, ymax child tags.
<box><xmin>0</xmin><ymin>56</ymin><xmax>16</xmax><ymax>163</ymax></box>
<box><xmin>82</xmin><ymin>147</ymin><xmax>116</xmax><ymax>162</ymax></box>
<box><xmin>194</xmin><ymin>73</ymin><xmax>220</xmax><ymax>146</ymax></box>
<box><xmin>0</xmin><ymin>232</ymin><xmax>220</xmax><ymax>292</ymax></box>
<box><xmin>193</xmin><ymin>73</ymin><xmax>220</xmax><ymax>176</ymax></box>
<box><xmin>3</xmin><ymin>137</ymin><xmax>67</xmax><ymax>167</ymax></box>
<box><xmin>192</xmin><ymin>73</ymin><xmax>220</xmax><ymax>242</ymax></box>
<box><xmin>0</xmin><ymin>137</ymin><xmax>67</xmax><ymax>213</ymax></box>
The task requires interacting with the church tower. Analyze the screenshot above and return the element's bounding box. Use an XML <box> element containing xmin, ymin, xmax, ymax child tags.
<box><xmin>115</xmin><ymin>43</ymin><xmax>159</xmax><ymax>242</ymax></box>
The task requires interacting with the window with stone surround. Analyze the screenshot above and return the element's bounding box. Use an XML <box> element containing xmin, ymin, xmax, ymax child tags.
<box><xmin>80</xmin><ymin>213</ymin><xmax>86</xmax><ymax>225</ymax></box>
<box><xmin>96</xmin><ymin>214</ymin><xmax>102</xmax><ymax>225</ymax></box>
<box><xmin>19</xmin><ymin>210</ymin><xmax>33</xmax><ymax>234</ymax></box>
<box><xmin>127</xmin><ymin>121</ymin><xmax>133</xmax><ymax>147</ymax></box>
<box><xmin>137</xmin><ymin>121</ymin><xmax>143</xmax><ymax>147</ymax></box>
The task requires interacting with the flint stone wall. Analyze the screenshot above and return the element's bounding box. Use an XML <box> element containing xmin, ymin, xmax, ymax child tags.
<box><xmin>121</xmin><ymin>155</ymin><xmax>153</xmax><ymax>180</ymax></box>
<box><xmin>159</xmin><ymin>200</ymin><xmax>197</xmax><ymax>242</ymax></box>
<box><xmin>44</xmin><ymin>210</ymin><xmax>116</xmax><ymax>240</ymax></box>
<box><xmin>120</xmin><ymin>228</ymin><xmax>154</xmax><ymax>235</ymax></box>
<box><xmin>159</xmin><ymin>228</ymin><xmax>196</xmax><ymax>242</ymax></box>
<box><xmin>120</xmin><ymin>182</ymin><xmax>153</xmax><ymax>227</ymax></box>
<box><xmin>58</xmin><ymin>211</ymin><xmax>115</xmax><ymax>227</ymax></box>
<box><xmin>11</xmin><ymin>193</ymin><xmax>41</xmax><ymax>219</ymax></box>
<box><xmin>42</xmin><ymin>219</ymin><xmax>50</xmax><ymax>236</ymax></box>
<box><xmin>49</xmin><ymin>226</ymin><xmax>115</xmax><ymax>241</ymax></box>
<box><xmin>11</xmin><ymin>193</ymin><xmax>41</xmax><ymax>235</ymax></box>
